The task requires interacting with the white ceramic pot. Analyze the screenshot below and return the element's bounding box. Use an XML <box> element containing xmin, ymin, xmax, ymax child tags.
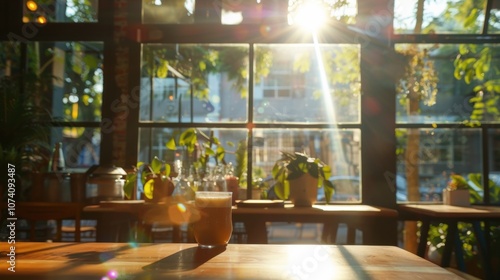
<box><xmin>442</xmin><ymin>188</ymin><xmax>470</xmax><ymax>206</ymax></box>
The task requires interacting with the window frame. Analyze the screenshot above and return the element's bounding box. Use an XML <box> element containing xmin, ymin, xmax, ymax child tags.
<box><xmin>3</xmin><ymin>0</ymin><xmax>499</xmax><ymax>206</ymax></box>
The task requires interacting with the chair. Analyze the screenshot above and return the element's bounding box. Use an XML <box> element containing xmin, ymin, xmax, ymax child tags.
<box><xmin>61</xmin><ymin>220</ymin><xmax>96</xmax><ymax>242</ymax></box>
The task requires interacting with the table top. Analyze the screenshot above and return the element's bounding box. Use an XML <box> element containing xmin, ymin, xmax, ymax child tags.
<box><xmin>398</xmin><ymin>204</ymin><xmax>500</xmax><ymax>219</ymax></box>
<box><xmin>1</xmin><ymin>242</ymin><xmax>462</xmax><ymax>279</ymax></box>
<box><xmin>84</xmin><ymin>202</ymin><xmax>398</xmax><ymax>227</ymax></box>
<box><xmin>233</xmin><ymin>203</ymin><xmax>398</xmax><ymax>217</ymax></box>
<box><xmin>84</xmin><ymin>202</ymin><xmax>397</xmax><ymax>218</ymax></box>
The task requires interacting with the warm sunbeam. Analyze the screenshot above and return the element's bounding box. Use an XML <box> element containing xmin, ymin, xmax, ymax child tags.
<box><xmin>312</xmin><ymin>32</ymin><xmax>348</xmax><ymax>171</ymax></box>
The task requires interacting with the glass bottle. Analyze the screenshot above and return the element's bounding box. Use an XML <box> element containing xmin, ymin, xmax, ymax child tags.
<box><xmin>225</xmin><ymin>162</ymin><xmax>239</xmax><ymax>204</ymax></box>
<box><xmin>48</xmin><ymin>142</ymin><xmax>65</xmax><ymax>172</ymax></box>
<box><xmin>214</xmin><ymin>164</ymin><xmax>227</xmax><ymax>192</ymax></box>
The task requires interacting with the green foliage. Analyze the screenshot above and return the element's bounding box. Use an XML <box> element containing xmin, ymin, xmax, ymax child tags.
<box><xmin>467</xmin><ymin>173</ymin><xmax>500</xmax><ymax>204</ymax></box>
<box><xmin>234</xmin><ymin>140</ymin><xmax>248</xmax><ymax>186</ymax></box>
<box><xmin>454</xmin><ymin>44</ymin><xmax>500</xmax><ymax>122</ymax></box>
<box><xmin>395</xmin><ymin>46</ymin><xmax>439</xmax><ymax>106</ymax></box>
<box><xmin>425</xmin><ymin>221</ymin><xmax>479</xmax><ymax>260</ymax></box>
<box><xmin>123</xmin><ymin>157</ymin><xmax>171</xmax><ymax>200</ymax></box>
<box><xmin>123</xmin><ymin>172</ymin><xmax>137</xmax><ymax>200</ymax></box>
<box><xmin>272</xmin><ymin>151</ymin><xmax>334</xmax><ymax>203</ymax></box>
<box><xmin>447</xmin><ymin>174</ymin><xmax>469</xmax><ymax>190</ymax></box>
<box><xmin>0</xmin><ymin>43</ymin><xmax>52</xmax><ymax>177</ymax></box>
<box><xmin>436</xmin><ymin>0</ymin><xmax>486</xmax><ymax>33</ymax></box>
<box><xmin>166</xmin><ymin>128</ymin><xmax>230</xmax><ymax>174</ymax></box>
<box><xmin>427</xmin><ymin>171</ymin><xmax>500</xmax><ymax>261</ymax></box>
<box><xmin>254</xmin><ymin>47</ymin><xmax>273</xmax><ymax>84</ymax></box>
<box><xmin>143</xmin><ymin>45</ymin><xmax>273</xmax><ymax>101</ymax></box>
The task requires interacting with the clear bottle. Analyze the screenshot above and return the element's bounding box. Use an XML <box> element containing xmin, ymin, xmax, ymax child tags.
<box><xmin>48</xmin><ymin>142</ymin><xmax>65</xmax><ymax>172</ymax></box>
<box><xmin>187</xmin><ymin>165</ymin><xmax>200</xmax><ymax>192</ymax></box>
<box><xmin>225</xmin><ymin>162</ymin><xmax>239</xmax><ymax>204</ymax></box>
<box><xmin>172</xmin><ymin>165</ymin><xmax>188</xmax><ymax>198</ymax></box>
<box><xmin>214</xmin><ymin>164</ymin><xmax>227</xmax><ymax>192</ymax></box>
<box><xmin>201</xmin><ymin>167</ymin><xmax>216</xmax><ymax>191</ymax></box>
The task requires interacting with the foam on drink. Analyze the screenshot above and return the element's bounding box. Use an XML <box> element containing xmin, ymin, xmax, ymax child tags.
<box><xmin>195</xmin><ymin>195</ymin><xmax>232</xmax><ymax>207</ymax></box>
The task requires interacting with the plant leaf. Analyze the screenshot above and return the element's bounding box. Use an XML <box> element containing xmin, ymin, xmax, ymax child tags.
<box><xmin>323</xmin><ymin>180</ymin><xmax>335</xmax><ymax>204</ymax></box>
<box><xmin>273</xmin><ymin>180</ymin><xmax>289</xmax><ymax>200</ymax></box>
<box><xmin>151</xmin><ymin>156</ymin><xmax>163</xmax><ymax>174</ymax></box>
<box><xmin>166</xmin><ymin>138</ymin><xmax>177</xmax><ymax>150</ymax></box>
<box><xmin>144</xmin><ymin>179</ymin><xmax>154</xmax><ymax>199</ymax></box>
<box><xmin>123</xmin><ymin>173</ymin><xmax>136</xmax><ymax>199</ymax></box>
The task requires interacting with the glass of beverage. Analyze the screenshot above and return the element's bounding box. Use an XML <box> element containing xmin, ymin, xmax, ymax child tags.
<box><xmin>193</xmin><ymin>191</ymin><xmax>233</xmax><ymax>248</ymax></box>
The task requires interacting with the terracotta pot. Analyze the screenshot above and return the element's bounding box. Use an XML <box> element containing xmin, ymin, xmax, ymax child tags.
<box><xmin>289</xmin><ymin>173</ymin><xmax>318</xmax><ymax>207</ymax></box>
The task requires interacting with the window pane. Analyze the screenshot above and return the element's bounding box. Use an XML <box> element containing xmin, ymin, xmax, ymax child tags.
<box><xmin>486</xmin><ymin>128</ymin><xmax>500</xmax><ymax>204</ymax></box>
<box><xmin>253</xmin><ymin>44</ymin><xmax>360</xmax><ymax>123</ymax></box>
<box><xmin>138</xmin><ymin>127</ymin><xmax>247</xmax><ymax>169</ymax></box>
<box><xmin>394</xmin><ymin>0</ymin><xmax>486</xmax><ymax>34</ymax></box>
<box><xmin>396</xmin><ymin>43</ymin><xmax>500</xmax><ymax>124</ymax></box>
<box><xmin>23</xmin><ymin>0</ymin><xmax>98</xmax><ymax>23</ymax></box>
<box><xmin>140</xmin><ymin>44</ymin><xmax>248</xmax><ymax>123</ymax></box>
<box><xmin>29</xmin><ymin>42</ymin><xmax>103</xmax><ymax>122</ymax></box>
<box><xmin>489</xmin><ymin>2</ymin><xmax>500</xmax><ymax>33</ymax></box>
<box><xmin>397</xmin><ymin>128</ymin><xmax>482</xmax><ymax>202</ymax></box>
<box><xmin>253</xmin><ymin>128</ymin><xmax>361</xmax><ymax>202</ymax></box>
<box><xmin>143</xmin><ymin>0</ymin><xmax>195</xmax><ymax>24</ymax></box>
<box><xmin>55</xmin><ymin>127</ymin><xmax>101</xmax><ymax>170</ymax></box>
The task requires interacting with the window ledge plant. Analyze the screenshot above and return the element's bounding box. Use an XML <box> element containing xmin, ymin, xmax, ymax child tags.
<box><xmin>272</xmin><ymin>151</ymin><xmax>334</xmax><ymax>205</ymax></box>
<box><xmin>443</xmin><ymin>173</ymin><xmax>470</xmax><ymax>206</ymax></box>
<box><xmin>124</xmin><ymin>156</ymin><xmax>173</xmax><ymax>202</ymax></box>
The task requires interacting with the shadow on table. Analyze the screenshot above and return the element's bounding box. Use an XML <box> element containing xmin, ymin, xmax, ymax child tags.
<box><xmin>141</xmin><ymin>246</ymin><xmax>226</xmax><ymax>273</ymax></box>
<box><xmin>66</xmin><ymin>244</ymin><xmax>131</xmax><ymax>264</ymax></box>
<box><xmin>338</xmin><ymin>246</ymin><xmax>370</xmax><ymax>279</ymax></box>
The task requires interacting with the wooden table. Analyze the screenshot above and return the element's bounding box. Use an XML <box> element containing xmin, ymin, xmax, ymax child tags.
<box><xmin>233</xmin><ymin>204</ymin><xmax>398</xmax><ymax>245</ymax></box>
<box><xmin>83</xmin><ymin>201</ymin><xmax>190</xmax><ymax>243</ymax></box>
<box><xmin>398</xmin><ymin>204</ymin><xmax>500</xmax><ymax>279</ymax></box>
<box><xmin>1</xmin><ymin>242</ymin><xmax>464</xmax><ymax>279</ymax></box>
<box><xmin>84</xmin><ymin>202</ymin><xmax>398</xmax><ymax>245</ymax></box>
<box><xmin>1</xmin><ymin>202</ymin><xmax>83</xmax><ymax>242</ymax></box>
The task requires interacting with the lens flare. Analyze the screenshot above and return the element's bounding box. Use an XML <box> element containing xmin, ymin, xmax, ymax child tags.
<box><xmin>26</xmin><ymin>0</ymin><xmax>38</xmax><ymax>11</ymax></box>
<box><xmin>176</xmin><ymin>202</ymin><xmax>187</xmax><ymax>213</ymax></box>
<box><xmin>36</xmin><ymin>16</ymin><xmax>47</xmax><ymax>24</ymax></box>
<box><xmin>128</xmin><ymin>241</ymin><xmax>139</xmax><ymax>248</ymax></box>
<box><xmin>107</xmin><ymin>270</ymin><xmax>118</xmax><ymax>279</ymax></box>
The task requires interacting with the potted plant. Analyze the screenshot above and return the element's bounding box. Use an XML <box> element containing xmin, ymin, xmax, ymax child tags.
<box><xmin>272</xmin><ymin>151</ymin><xmax>334</xmax><ymax>207</ymax></box>
<box><xmin>0</xmin><ymin>66</ymin><xmax>51</xmax><ymax>201</ymax></box>
<box><xmin>124</xmin><ymin>156</ymin><xmax>174</xmax><ymax>203</ymax></box>
<box><xmin>442</xmin><ymin>174</ymin><xmax>470</xmax><ymax>206</ymax></box>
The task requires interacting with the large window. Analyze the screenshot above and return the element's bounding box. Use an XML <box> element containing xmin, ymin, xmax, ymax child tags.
<box><xmin>138</xmin><ymin>42</ymin><xmax>362</xmax><ymax>202</ymax></box>
<box><xmin>394</xmin><ymin>0</ymin><xmax>500</xmax><ymax>204</ymax></box>
<box><xmin>3</xmin><ymin>0</ymin><xmax>499</xmax><ymax>206</ymax></box>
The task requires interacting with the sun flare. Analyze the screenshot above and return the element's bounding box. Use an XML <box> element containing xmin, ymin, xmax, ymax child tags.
<box><xmin>290</xmin><ymin>1</ymin><xmax>328</xmax><ymax>32</ymax></box>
